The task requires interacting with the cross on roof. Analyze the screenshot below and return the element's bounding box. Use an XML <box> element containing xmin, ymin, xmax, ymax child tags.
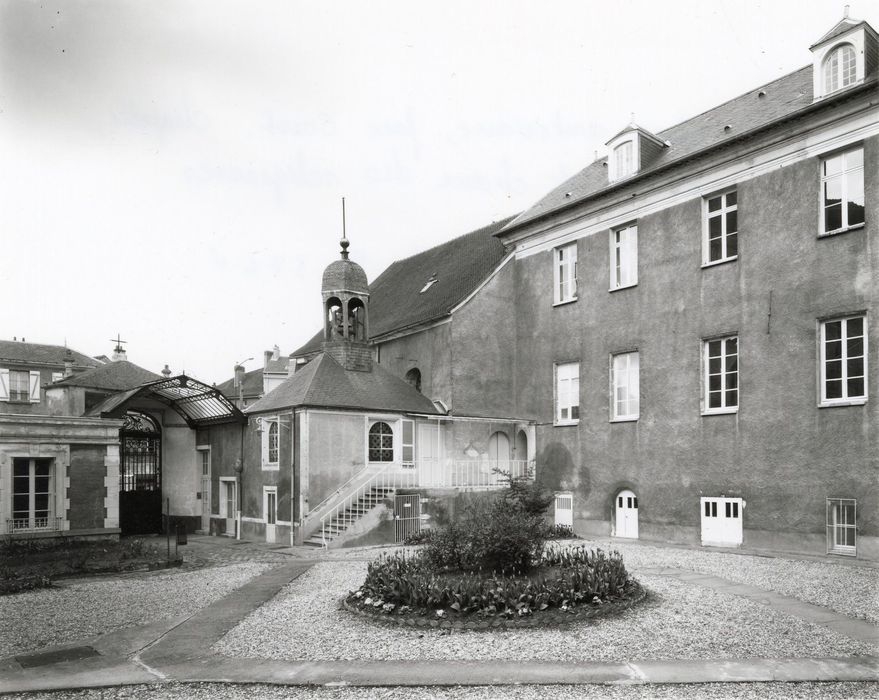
<box><xmin>110</xmin><ymin>333</ymin><xmax>127</xmax><ymax>353</ymax></box>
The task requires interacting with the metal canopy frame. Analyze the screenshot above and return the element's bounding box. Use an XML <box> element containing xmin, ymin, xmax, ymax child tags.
<box><xmin>102</xmin><ymin>375</ymin><xmax>245</xmax><ymax>428</ymax></box>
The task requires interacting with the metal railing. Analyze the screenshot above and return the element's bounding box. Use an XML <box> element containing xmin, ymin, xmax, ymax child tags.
<box><xmin>312</xmin><ymin>459</ymin><xmax>534</xmax><ymax>547</ymax></box>
<box><xmin>6</xmin><ymin>516</ymin><xmax>64</xmax><ymax>534</ymax></box>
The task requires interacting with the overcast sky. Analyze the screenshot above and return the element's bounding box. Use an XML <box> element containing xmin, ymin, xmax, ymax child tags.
<box><xmin>0</xmin><ymin>0</ymin><xmax>868</xmax><ymax>384</ymax></box>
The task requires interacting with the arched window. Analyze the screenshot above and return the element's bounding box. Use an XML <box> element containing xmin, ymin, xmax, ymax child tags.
<box><xmin>823</xmin><ymin>44</ymin><xmax>856</xmax><ymax>94</ymax></box>
<box><xmin>325</xmin><ymin>297</ymin><xmax>344</xmax><ymax>339</ymax></box>
<box><xmin>405</xmin><ymin>367</ymin><xmax>422</xmax><ymax>393</ymax></box>
<box><xmin>267</xmin><ymin>421</ymin><xmax>279</xmax><ymax>464</ymax></box>
<box><xmin>368</xmin><ymin>422</ymin><xmax>394</xmax><ymax>462</ymax></box>
<box><xmin>614</xmin><ymin>140</ymin><xmax>634</xmax><ymax>180</ymax></box>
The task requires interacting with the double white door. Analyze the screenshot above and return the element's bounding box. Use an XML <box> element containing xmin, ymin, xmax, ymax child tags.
<box><xmin>700</xmin><ymin>497</ymin><xmax>743</xmax><ymax>546</ymax></box>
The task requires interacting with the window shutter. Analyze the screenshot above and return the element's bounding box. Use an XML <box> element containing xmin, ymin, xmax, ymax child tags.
<box><xmin>0</xmin><ymin>369</ymin><xmax>9</xmax><ymax>401</ymax></box>
<box><xmin>29</xmin><ymin>371</ymin><xmax>42</xmax><ymax>403</ymax></box>
<box><xmin>628</xmin><ymin>227</ymin><xmax>638</xmax><ymax>285</ymax></box>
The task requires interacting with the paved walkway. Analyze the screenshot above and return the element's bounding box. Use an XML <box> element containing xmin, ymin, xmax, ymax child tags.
<box><xmin>0</xmin><ymin>541</ymin><xmax>876</xmax><ymax>694</ymax></box>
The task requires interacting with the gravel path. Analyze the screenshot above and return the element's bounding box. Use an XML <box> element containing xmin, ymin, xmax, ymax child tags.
<box><xmin>214</xmin><ymin>561</ymin><xmax>877</xmax><ymax>662</ymax></box>
<box><xmin>4</xmin><ymin>682</ymin><xmax>879</xmax><ymax>700</ymax></box>
<box><xmin>0</xmin><ymin>562</ymin><xmax>271</xmax><ymax>658</ymax></box>
<box><xmin>580</xmin><ymin>539</ymin><xmax>879</xmax><ymax>624</ymax></box>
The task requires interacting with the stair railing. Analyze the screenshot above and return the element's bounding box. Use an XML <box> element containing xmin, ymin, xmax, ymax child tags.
<box><xmin>317</xmin><ymin>463</ymin><xmax>418</xmax><ymax>547</ymax></box>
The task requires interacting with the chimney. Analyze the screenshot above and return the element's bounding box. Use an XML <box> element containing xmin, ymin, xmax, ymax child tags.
<box><xmin>233</xmin><ymin>364</ymin><xmax>245</xmax><ymax>388</ymax></box>
<box><xmin>272</xmin><ymin>344</ymin><xmax>280</xmax><ymax>361</ymax></box>
<box><xmin>263</xmin><ymin>350</ymin><xmax>272</xmax><ymax>368</ymax></box>
<box><xmin>63</xmin><ymin>349</ymin><xmax>75</xmax><ymax>378</ymax></box>
<box><xmin>161</xmin><ymin>364</ymin><xmax>172</xmax><ymax>378</ymax></box>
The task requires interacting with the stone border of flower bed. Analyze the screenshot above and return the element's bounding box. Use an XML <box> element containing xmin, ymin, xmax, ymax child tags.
<box><xmin>341</xmin><ymin>580</ymin><xmax>647</xmax><ymax>631</ymax></box>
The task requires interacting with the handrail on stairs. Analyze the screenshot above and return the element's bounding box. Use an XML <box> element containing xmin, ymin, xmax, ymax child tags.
<box><xmin>318</xmin><ymin>463</ymin><xmax>417</xmax><ymax>548</ymax></box>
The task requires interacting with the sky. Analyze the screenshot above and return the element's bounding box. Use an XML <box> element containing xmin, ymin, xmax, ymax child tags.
<box><xmin>0</xmin><ymin>0</ymin><xmax>868</xmax><ymax>384</ymax></box>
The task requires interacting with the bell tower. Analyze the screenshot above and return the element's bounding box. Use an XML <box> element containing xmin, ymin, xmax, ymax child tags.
<box><xmin>321</xmin><ymin>233</ymin><xmax>371</xmax><ymax>372</ymax></box>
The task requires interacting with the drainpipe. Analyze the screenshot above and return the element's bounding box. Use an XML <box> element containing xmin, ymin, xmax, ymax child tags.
<box><xmin>290</xmin><ymin>408</ymin><xmax>297</xmax><ymax>546</ymax></box>
<box><xmin>235</xmin><ymin>421</ymin><xmax>245</xmax><ymax>540</ymax></box>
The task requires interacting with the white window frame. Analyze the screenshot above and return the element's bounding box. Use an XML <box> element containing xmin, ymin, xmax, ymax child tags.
<box><xmin>826</xmin><ymin>498</ymin><xmax>857</xmax><ymax>556</ymax></box>
<box><xmin>261</xmin><ymin>416</ymin><xmax>280</xmax><ymax>470</ymax></box>
<box><xmin>553</xmin><ymin>243</ymin><xmax>578</xmax><ymax>305</ymax></box>
<box><xmin>367</xmin><ymin>420</ymin><xmax>395</xmax><ymax>463</ymax></box>
<box><xmin>219</xmin><ymin>477</ymin><xmax>237</xmax><ymax>519</ymax></box>
<box><xmin>819</xmin><ymin>315</ymin><xmax>867</xmax><ymax>407</ymax></box>
<box><xmin>820</xmin><ymin>146</ymin><xmax>864</xmax><ymax>236</ymax></box>
<box><xmin>401</xmin><ymin>419</ymin><xmax>415</xmax><ymax>467</ymax></box>
<box><xmin>702</xmin><ymin>336</ymin><xmax>739</xmax><ymax>415</ymax></box>
<box><xmin>702</xmin><ymin>189</ymin><xmax>738</xmax><ymax>266</ymax></box>
<box><xmin>610</xmin><ymin>139</ymin><xmax>636</xmax><ymax>182</ymax></box>
<box><xmin>263</xmin><ymin>486</ymin><xmax>278</xmax><ymax>525</ymax></box>
<box><xmin>822</xmin><ymin>44</ymin><xmax>857</xmax><ymax>95</ymax></box>
<box><xmin>611</xmin><ymin>351</ymin><xmax>639</xmax><ymax>421</ymax></box>
<box><xmin>11</xmin><ymin>457</ymin><xmax>55</xmax><ymax>532</ymax></box>
<box><xmin>555</xmin><ymin>361</ymin><xmax>580</xmax><ymax>426</ymax></box>
<box><xmin>609</xmin><ymin>224</ymin><xmax>638</xmax><ymax>290</ymax></box>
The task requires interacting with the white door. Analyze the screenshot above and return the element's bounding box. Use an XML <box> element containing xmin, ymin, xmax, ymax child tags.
<box><xmin>615</xmin><ymin>489</ymin><xmax>639</xmax><ymax>539</ymax></box>
<box><xmin>554</xmin><ymin>492</ymin><xmax>573</xmax><ymax>527</ymax></box>
<box><xmin>221</xmin><ymin>479</ymin><xmax>237</xmax><ymax>537</ymax></box>
<box><xmin>417</xmin><ymin>423</ymin><xmax>439</xmax><ymax>487</ymax></box>
<box><xmin>488</xmin><ymin>432</ymin><xmax>510</xmax><ymax>486</ymax></box>
<box><xmin>700</xmin><ymin>497</ymin><xmax>743</xmax><ymax>546</ymax></box>
<box><xmin>199</xmin><ymin>449</ymin><xmax>211</xmax><ymax>533</ymax></box>
<box><xmin>264</xmin><ymin>487</ymin><xmax>277</xmax><ymax>544</ymax></box>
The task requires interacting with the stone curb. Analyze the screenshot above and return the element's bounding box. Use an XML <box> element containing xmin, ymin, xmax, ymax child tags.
<box><xmin>340</xmin><ymin>581</ymin><xmax>648</xmax><ymax>631</ymax></box>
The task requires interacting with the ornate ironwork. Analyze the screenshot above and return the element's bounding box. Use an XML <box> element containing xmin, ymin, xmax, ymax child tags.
<box><xmin>122</xmin><ymin>411</ymin><xmax>160</xmax><ymax>433</ymax></box>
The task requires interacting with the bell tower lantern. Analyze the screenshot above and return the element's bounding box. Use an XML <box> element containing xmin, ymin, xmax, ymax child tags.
<box><xmin>321</xmin><ymin>234</ymin><xmax>371</xmax><ymax>372</ymax></box>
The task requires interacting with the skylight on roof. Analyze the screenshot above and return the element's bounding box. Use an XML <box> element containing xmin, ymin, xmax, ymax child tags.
<box><xmin>420</xmin><ymin>275</ymin><xmax>438</xmax><ymax>293</ymax></box>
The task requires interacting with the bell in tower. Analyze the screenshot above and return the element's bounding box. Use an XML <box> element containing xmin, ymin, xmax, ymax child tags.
<box><xmin>321</xmin><ymin>233</ymin><xmax>372</xmax><ymax>371</ymax></box>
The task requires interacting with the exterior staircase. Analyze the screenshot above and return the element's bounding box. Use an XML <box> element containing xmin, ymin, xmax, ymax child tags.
<box><xmin>303</xmin><ymin>485</ymin><xmax>395</xmax><ymax>547</ymax></box>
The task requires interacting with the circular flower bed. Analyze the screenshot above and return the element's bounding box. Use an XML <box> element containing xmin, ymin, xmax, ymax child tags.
<box><xmin>344</xmin><ymin>545</ymin><xmax>646</xmax><ymax>629</ymax></box>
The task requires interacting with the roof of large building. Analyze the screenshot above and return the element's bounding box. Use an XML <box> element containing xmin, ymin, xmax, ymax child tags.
<box><xmin>293</xmin><ymin>215</ymin><xmax>516</xmax><ymax>356</ymax></box>
<box><xmin>503</xmin><ymin>64</ymin><xmax>823</xmax><ymax>231</ymax></box>
<box><xmin>51</xmin><ymin>360</ymin><xmax>161</xmax><ymax>391</ymax></box>
<box><xmin>246</xmin><ymin>352</ymin><xmax>440</xmax><ymax>415</ymax></box>
<box><xmin>0</xmin><ymin>340</ymin><xmax>102</xmax><ymax>369</ymax></box>
<box><xmin>215</xmin><ymin>367</ymin><xmax>264</xmax><ymax>399</ymax></box>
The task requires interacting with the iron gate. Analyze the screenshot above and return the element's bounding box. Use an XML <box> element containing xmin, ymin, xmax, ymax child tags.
<box><xmin>119</xmin><ymin>411</ymin><xmax>163</xmax><ymax>535</ymax></box>
<box><xmin>394</xmin><ymin>494</ymin><xmax>421</xmax><ymax>543</ymax></box>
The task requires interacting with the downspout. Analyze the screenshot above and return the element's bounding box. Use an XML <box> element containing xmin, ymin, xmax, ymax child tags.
<box><xmin>237</xmin><ymin>420</ymin><xmax>245</xmax><ymax>541</ymax></box>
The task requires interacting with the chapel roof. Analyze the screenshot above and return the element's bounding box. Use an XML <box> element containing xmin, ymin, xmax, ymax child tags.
<box><xmin>50</xmin><ymin>360</ymin><xmax>161</xmax><ymax>391</ymax></box>
<box><xmin>246</xmin><ymin>352</ymin><xmax>440</xmax><ymax>415</ymax></box>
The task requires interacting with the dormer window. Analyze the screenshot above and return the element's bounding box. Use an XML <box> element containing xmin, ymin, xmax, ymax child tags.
<box><xmin>823</xmin><ymin>44</ymin><xmax>857</xmax><ymax>94</ymax></box>
<box><xmin>613</xmin><ymin>141</ymin><xmax>634</xmax><ymax>181</ymax></box>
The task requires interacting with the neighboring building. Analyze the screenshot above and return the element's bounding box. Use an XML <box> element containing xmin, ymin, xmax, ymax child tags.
<box><xmin>204</xmin><ymin>235</ymin><xmax>534</xmax><ymax>546</ymax></box>
<box><xmin>215</xmin><ymin>346</ymin><xmax>290</xmax><ymax>409</ymax></box>
<box><xmin>492</xmin><ymin>14</ymin><xmax>878</xmax><ymax>559</ymax></box>
<box><xmin>1</xmin><ymin>339</ymin><xmax>243</xmax><ymax>539</ymax></box>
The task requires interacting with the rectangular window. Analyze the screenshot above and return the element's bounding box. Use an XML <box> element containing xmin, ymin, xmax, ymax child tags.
<box><xmin>826</xmin><ymin>498</ymin><xmax>856</xmax><ymax>555</ymax></box>
<box><xmin>611</xmin><ymin>351</ymin><xmax>639</xmax><ymax>421</ymax></box>
<box><xmin>703</xmin><ymin>190</ymin><xmax>738</xmax><ymax>264</ymax></box>
<box><xmin>821</xmin><ymin>147</ymin><xmax>864</xmax><ymax>235</ymax></box>
<box><xmin>9</xmin><ymin>370</ymin><xmax>30</xmax><ymax>402</ymax></box>
<box><xmin>401</xmin><ymin>419</ymin><xmax>415</xmax><ymax>467</ymax></box>
<box><xmin>554</xmin><ymin>243</ymin><xmax>578</xmax><ymax>304</ymax></box>
<box><xmin>199</xmin><ymin>449</ymin><xmax>210</xmax><ymax>476</ymax></box>
<box><xmin>12</xmin><ymin>458</ymin><xmax>54</xmax><ymax>531</ymax></box>
<box><xmin>703</xmin><ymin>336</ymin><xmax>738</xmax><ymax>413</ymax></box>
<box><xmin>555</xmin><ymin>362</ymin><xmax>580</xmax><ymax>425</ymax></box>
<box><xmin>610</xmin><ymin>225</ymin><xmax>638</xmax><ymax>289</ymax></box>
<box><xmin>820</xmin><ymin>316</ymin><xmax>867</xmax><ymax>405</ymax></box>
<box><xmin>265</xmin><ymin>487</ymin><xmax>277</xmax><ymax>526</ymax></box>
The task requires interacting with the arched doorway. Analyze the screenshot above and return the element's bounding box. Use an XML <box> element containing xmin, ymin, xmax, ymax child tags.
<box><xmin>615</xmin><ymin>489</ymin><xmax>639</xmax><ymax>539</ymax></box>
<box><xmin>119</xmin><ymin>411</ymin><xmax>163</xmax><ymax>535</ymax></box>
<box><xmin>515</xmin><ymin>430</ymin><xmax>528</xmax><ymax>461</ymax></box>
<box><xmin>488</xmin><ymin>431</ymin><xmax>510</xmax><ymax>466</ymax></box>
<box><xmin>405</xmin><ymin>367</ymin><xmax>422</xmax><ymax>393</ymax></box>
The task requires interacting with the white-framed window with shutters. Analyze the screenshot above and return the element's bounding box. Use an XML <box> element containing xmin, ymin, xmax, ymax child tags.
<box><xmin>260</xmin><ymin>416</ymin><xmax>280</xmax><ymax>470</ymax></box>
<box><xmin>610</xmin><ymin>224</ymin><xmax>638</xmax><ymax>290</ymax></box>
<box><xmin>553</xmin><ymin>243</ymin><xmax>578</xmax><ymax>305</ymax></box>
<box><xmin>819</xmin><ymin>315</ymin><xmax>867</xmax><ymax>406</ymax></box>
<box><xmin>0</xmin><ymin>369</ymin><xmax>41</xmax><ymax>403</ymax></box>
<box><xmin>703</xmin><ymin>189</ymin><xmax>738</xmax><ymax>265</ymax></box>
<box><xmin>820</xmin><ymin>147</ymin><xmax>864</xmax><ymax>236</ymax></box>
<box><xmin>826</xmin><ymin>498</ymin><xmax>856</xmax><ymax>556</ymax></box>
<box><xmin>702</xmin><ymin>336</ymin><xmax>738</xmax><ymax>414</ymax></box>
<box><xmin>555</xmin><ymin>361</ymin><xmax>580</xmax><ymax>425</ymax></box>
<box><xmin>611</xmin><ymin>351</ymin><xmax>640</xmax><ymax>421</ymax></box>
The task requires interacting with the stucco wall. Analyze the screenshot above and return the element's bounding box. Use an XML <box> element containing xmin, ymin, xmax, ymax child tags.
<box><xmin>516</xmin><ymin>135</ymin><xmax>878</xmax><ymax>553</ymax></box>
<box><xmin>305</xmin><ymin>410</ymin><xmax>365</xmax><ymax>510</ymax></box>
<box><xmin>376</xmin><ymin>323</ymin><xmax>452</xmax><ymax>407</ymax></box>
<box><xmin>450</xmin><ymin>259</ymin><xmax>518</xmax><ymax>417</ymax></box>
<box><xmin>68</xmin><ymin>444</ymin><xmax>106</xmax><ymax>530</ymax></box>
<box><xmin>162</xmin><ymin>411</ymin><xmax>198</xmax><ymax>518</ymax></box>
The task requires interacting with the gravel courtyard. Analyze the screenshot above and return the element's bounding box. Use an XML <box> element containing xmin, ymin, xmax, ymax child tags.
<box><xmin>214</xmin><ymin>542</ymin><xmax>879</xmax><ymax>663</ymax></box>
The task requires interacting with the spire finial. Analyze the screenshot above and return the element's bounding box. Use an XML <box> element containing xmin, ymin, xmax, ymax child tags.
<box><xmin>340</xmin><ymin>196</ymin><xmax>349</xmax><ymax>260</ymax></box>
<box><xmin>844</xmin><ymin>4</ymin><xmax>850</xmax><ymax>18</ymax></box>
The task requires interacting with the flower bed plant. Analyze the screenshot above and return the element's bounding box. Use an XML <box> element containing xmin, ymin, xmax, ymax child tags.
<box><xmin>347</xmin><ymin>472</ymin><xmax>643</xmax><ymax>625</ymax></box>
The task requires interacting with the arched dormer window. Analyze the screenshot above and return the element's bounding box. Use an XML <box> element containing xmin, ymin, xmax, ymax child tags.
<box><xmin>325</xmin><ymin>297</ymin><xmax>344</xmax><ymax>339</ymax></box>
<box><xmin>613</xmin><ymin>140</ymin><xmax>634</xmax><ymax>180</ymax></box>
<box><xmin>823</xmin><ymin>44</ymin><xmax>857</xmax><ymax>94</ymax></box>
<box><xmin>405</xmin><ymin>367</ymin><xmax>422</xmax><ymax>393</ymax></box>
<box><xmin>368</xmin><ymin>421</ymin><xmax>393</xmax><ymax>462</ymax></box>
<box><xmin>348</xmin><ymin>297</ymin><xmax>366</xmax><ymax>341</ymax></box>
